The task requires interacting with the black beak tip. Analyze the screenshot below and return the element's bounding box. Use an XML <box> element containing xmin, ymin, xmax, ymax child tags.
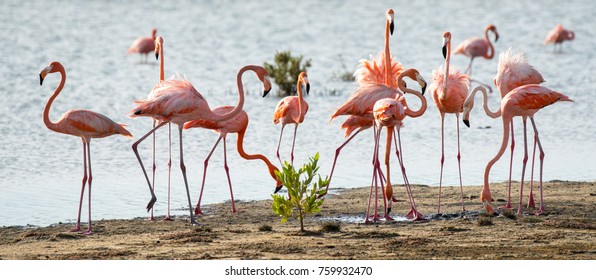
<box><xmin>274</xmin><ymin>185</ymin><xmax>283</xmax><ymax>194</ymax></box>
<box><xmin>39</xmin><ymin>74</ymin><xmax>43</xmax><ymax>86</ymax></box>
<box><xmin>463</xmin><ymin>119</ymin><xmax>470</xmax><ymax>128</ymax></box>
<box><xmin>442</xmin><ymin>46</ymin><xmax>447</xmax><ymax>59</ymax></box>
<box><xmin>263</xmin><ymin>88</ymin><xmax>271</xmax><ymax>97</ymax></box>
<box><xmin>422</xmin><ymin>85</ymin><xmax>427</xmax><ymax>95</ymax></box>
<box><xmin>390</xmin><ymin>22</ymin><xmax>394</xmax><ymax>35</ymax></box>
<box><xmin>495</xmin><ymin>34</ymin><xmax>499</xmax><ymax>42</ymax></box>
<box><xmin>306</xmin><ymin>83</ymin><xmax>310</xmax><ymax>94</ymax></box>
<box><xmin>155</xmin><ymin>53</ymin><xmax>159</xmax><ymax>60</ymax></box>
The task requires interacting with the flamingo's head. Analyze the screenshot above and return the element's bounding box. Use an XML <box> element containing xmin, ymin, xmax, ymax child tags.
<box><xmin>462</xmin><ymin>85</ymin><xmax>486</xmax><ymax>128</ymax></box>
<box><xmin>386</xmin><ymin>9</ymin><xmax>395</xmax><ymax>35</ymax></box>
<box><xmin>39</xmin><ymin>61</ymin><xmax>63</xmax><ymax>86</ymax></box>
<box><xmin>154</xmin><ymin>36</ymin><xmax>163</xmax><ymax>60</ymax></box>
<box><xmin>412</xmin><ymin>69</ymin><xmax>428</xmax><ymax>95</ymax></box>
<box><xmin>271</xmin><ymin>166</ymin><xmax>284</xmax><ymax>194</ymax></box>
<box><xmin>442</xmin><ymin>32</ymin><xmax>452</xmax><ymax>59</ymax></box>
<box><xmin>481</xmin><ymin>188</ymin><xmax>494</xmax><ymax>215</ymax></box>
<box><xmin>254</xmin><ymin>66</ymin><xmax>272</xmax><ymax>97</ymax></box>
<box><xmin>298</xmin><ymin>72</ymin><xmax>310</xmax><ymax>95</ymax></box>
<box><xmin>487</xmin><ymin>24</ymin><xmax>499</xmax><ymax>42</ymax></box>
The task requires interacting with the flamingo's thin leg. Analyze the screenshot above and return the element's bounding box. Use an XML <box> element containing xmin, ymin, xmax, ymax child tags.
<box><xmin>150</xmin><ymin>120</ymin><xmax>156</xmax><ymax>220</ymax></box>
<box><xmin>501</xmin><ymin>121</ymin><xmax>514</xmax><ymax>209</ymax></box>
<box><xmin>72</xmin><ymin>139</ymin><xmax>87</xmax><ymax>232</ymax></box>
<box><xmin>165</xmin><ymin>123</ymin><xmax>172</xmax><ymax>220</ymax></box>
<box><xmin>456</xmin><ymin>114</ymin><xmax>466</xmax><ymax>212</ymax></box>
<box><xmin>276</xmin><ymin>124</ymin><xmax>285</xmax><ymax>166</ymax></box>
<box><xmin>177</xmin><ymin>125</ymin><xmax>198</xmax><ymax>225</ymax></box>
<box><xmin>82</xmin><ymin>141</ymin><xmax>93</xmax><ymax>235</ymax></box>
<box><xmin>223</xmin><ymin>136</ymin><xmax>238</xmax><ymax>213</ymax></box>
<box><xmin>322</xmin><ymin>128</ymin><xmax>364</xmax><ymax>197</ymax></box>
<box><xmin>290</xmin><ymin>124</ymin><xmax>298</xmax><ymax>166</ymax></box>
<box><xmin>437</xmin><ymin>114</ymin><xmax>445</xmax><ymax>213</ymax></box>
<box><xmin>517</xmin><ymin>117</ymin><xmax>529</xmax><ymax>216</ymax></box>
<box><xmin>397</xmin><ymin>129</ymin><xmax>424</xmax><ymax>220</ymax></box>
<box><xmin>530</xmin><ymin>118</ymin><xmax>546</xmax><ymax>215</ymax></box>
<box><xmin>195</xmin><ymin>136</ymin><xmax>223</xmax><ymax>216</ymax></box>
<box><xmin>132</xmin><ymin>121</ymin><xmax>168</xmax><ymax>211</ymax></box>
<box><xmin>528</xmin><ymin>134</ymin><xmax>537</xmax><ymax>208</ymax></box>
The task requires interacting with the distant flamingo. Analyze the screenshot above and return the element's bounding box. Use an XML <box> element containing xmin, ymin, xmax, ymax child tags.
<box><xmin>129</xmin><ymin>63</ymin><xmax>263</xmax><ymax>225</ymax></box>
<box><xmin>491</xmin><ymin>48</ymin><xmax>545</xmax><ymax>209</ymax></box>
<box><xmin>454</xmin><ymin>24</ymin><xmax>499</xmax><ymax>75</ymax></box>
<box><xmin>39</xmin><ymin>61</ymin><xmax>133</xmax><ymax>234</ymax></box>
<box><xmin>322</xmin><ymin>8</ymin><xmax>404</xmax><ymax>198</ymax></box>
<box><xmin>128</xmin><ymin>28</ymin><xmax>157</xmax><ymax>63</ymax></box>
<box><xmin>430</xmin><ymin>31</ymin><xmax>471</xmax><ymax>213</ymax></box>
<box><xmin>182</xmin><ymin>66</ymin><xmax>280</xmax><ymax>215</ymax></box>
<box><xmin>464</xmin><ymin>84</ymin><xmax>572</xmax><ymax>215</ymax></box>
<box><xmin>544</xmin><ymin>24</ymin><xmax>575</xmax><ymax>52</ymax></box>
<box><xmin>272</xmin><ymin>72</ymin><xmax>310</xmax><ymax>166</ymax></box>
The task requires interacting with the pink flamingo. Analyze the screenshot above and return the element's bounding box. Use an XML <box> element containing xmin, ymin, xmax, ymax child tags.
<box><xmin>128</xmin><ymin>28</ymin><xmax>157</xmax><ymax>63</ymax></box>
<box><xmin>430</xmin><ymin>31</ymin><xmax>471</xmax><ymax>213</ymax></box>
<box><xmin>272</xmin><ymin>72</ymin><xmax>310</xmax><ymax>166</ymax></box>
<box><xmin>491</xmin><ymin>48</ymin><xmax>544</xmax><ymax>209</ymax></box>
<box><xmin>365</xmin><ymin>70</ymin><xmax>427</xmax><ymax>223</ymax></box>
<box><xmin>464</xmin><ymin>84</ymin><xmax>572</xmax><ymax>215</ymax></box>
<box><xmin>129</xmin><ymin>63</ymin><xmax>266</xmax><ymax>225</ymax></box>
<box><xmin>182</xmin><ymin>66</ymin><xmax>281</xmax><ymax>215</ymax></box>
<box><xmin>323</xmin><ymin>8</ymin><xmax>404</xmax><ymax>197</ymax></box>
<box><xmin>544</xmin><ymin>24</ymin><xmax>575</xmax><ymax>53</ymax></box>
<box><xmin>39</xmin><ymin>61</ymin><xmax>133</xmax><ymax>234</ymax></box>
<box><xmin>454</xmin><ymin>24</ymin><xmax>499</xmax><ymax>75</ymax></box>
<box><xmin>143</xmin><ymin>36</ymin><xmax>175</xmax><ymax>221</ymax></box>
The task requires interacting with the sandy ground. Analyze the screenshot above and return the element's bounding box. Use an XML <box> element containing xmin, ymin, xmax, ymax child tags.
<box><xmin>0</xmin><ymin>181</ymin><xmax>594</xmax><ymax>260</ymax></box>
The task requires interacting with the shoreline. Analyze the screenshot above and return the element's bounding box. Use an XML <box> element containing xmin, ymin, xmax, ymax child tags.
<box><xmin>0</xmin><ymin>181</ymin><xmax>594</xmax><ymax>260</ymax></box>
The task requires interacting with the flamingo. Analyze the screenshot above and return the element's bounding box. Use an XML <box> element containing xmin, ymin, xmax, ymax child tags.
<box><xmin>142</xmin><ymin>36</ymin><xmax>175</xmax><ymax>221</ymax></box>
<box><xmin>322</xmin><ymin>8</ymin><xmax>404</xmax><ymax>197</ymax></box>
<box><xmin>454</xmin><ymin>24</ymin><xmax>499</xmax><ymax>75</ymax></box>
<box><xmin>430</xmin><ymin>31</ymin><xmax>471</xmax><ymax>213</ymax></box>
<box><xmin>544</xmin><ymin>24</ymin><xmax>575</xmax><ymax>53</ymax></box>
<box><xmin>128</xmin><ymin>28</ymin><xmax>157</xmax><ymax>63</ymax></box>
<box><xmin>182</xmin><ymin>66</ymin><xmax>280</xmax><ymax>215</ymax></box>
<box><xmin>39</xmin><ymin>61</ymin><xmax>133</xmax><ymax>234</ymax></box>
<box><xmin>369</xmin><ymin>88</ymin><xmax>425</xmax><ymax>222</ymax></box>
<box><xmin>272</xmin><ymin>71</ymin><xmax>310</xmax><ymax>166</ymax></box>
<box><xmin>491</xmin><ymin>48</ymin><xmax>545</xmax><ymax>209</ymax></box>
<box><xmin>365</xmin><ymin>70</ymin><xmax>427</xmax><ymax>223</ymax></box>
<box><xmin>129</xmin><ymin>63</ymin><xmax>267</xmax><ymax>225</ymax></box>
<box><xmin>463</xmin><ymin>84</ymin><xmax>573</xmax><ymax>215</ymax></box>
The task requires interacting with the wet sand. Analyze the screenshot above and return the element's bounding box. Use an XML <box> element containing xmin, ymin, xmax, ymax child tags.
<box><xmin>0</xmin><ymin>181</ymin><xmax>594</xmax><ymax>260</ymax></box>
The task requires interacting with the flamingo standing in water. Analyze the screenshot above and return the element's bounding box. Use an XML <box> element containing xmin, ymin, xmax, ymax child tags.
<box><xmin>183</xmin><ymin>65</ymin><xmax>281</xmax><ymax>215</ymax></box>
<box><xmin>323</xmin><ymin>8</ymin><xmax>403</xmax><ymax>197</ymax></box>
<box><xmin>544</xmin><ymin>24</ymin><xmax>575</xmax><ymax>52</ymax></box>
<box><xmin>430</xmin><ymin>31</ymin><xmax>471</xmax><ymax>213</ymax></box>
<box><xmin>272</xmin><ymin>72</ymin><xmax>310</xmax><ymax>166</ymax></box>
<box><xmin>128</xmin><ymin>28</ymin><xmax>157</xmax><ymax>63</ymax></box>
<box><xmin>39</xmin><ymin>61</ymin><xmax>133</xmax><ymax>234</ymax></box>
<box><xmin>491</xmin><ymin>48</ymin><xmax>545</xmax><ymax>209</ymax></box>
<box><xmin>464</xmin><ymin>84</ymin><xmax>572</xmax><ymax>215</ymax></box>
<box><xmin>454</xmin><ymin>24</ymin><xmax>499</xmax><ymax>76</ymax></box>
<box><xmin>129</xmin><ymin>62</ymin><xmax>261</xmax><ymax>225</ymax></box>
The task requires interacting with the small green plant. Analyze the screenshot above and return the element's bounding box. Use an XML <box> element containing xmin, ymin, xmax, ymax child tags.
<box><xmin>272</xmin><ymin>153</ymin><xmax>329</xmax><ymax>232</ymax></box>
<box><xmin>264</xmin><ymin>50</ymin><xmax>312</xmax><ymax>96</ymax></box>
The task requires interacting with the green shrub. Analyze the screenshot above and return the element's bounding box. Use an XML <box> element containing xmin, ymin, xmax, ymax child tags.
<box><xmin>264</xmin><ymin>51</ymin><xmax>312</xmax><ymax>96</ymax></box>
<box><xmin>272</xmin><ymin>153</ymin><xmax>329</xmax><ymax>232</ymax></box>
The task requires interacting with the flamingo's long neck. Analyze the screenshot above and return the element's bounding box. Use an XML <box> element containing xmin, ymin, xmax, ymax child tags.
<box><xmin>159</xmin><ymin>42</ymin><xmax>164</xmax><ymax>82</ymax></box>
<box><xmin>206</xmin><ymin>65</ymin><xmax>253</xmax><ymax>122</ymax></box>
<box><xmin>43</xmin><ymin>67</ymin><xmax>65</xmax><ymax>133</ymax></box>
<box><xmin>297</xmin><ymin>78</ymin><xmax>306</xmax><ymax>123</ymax></box>
<box><xmin>469</xmin><ymin>86</ymin><xmax>501</xmax><ymax>118</ymax></box>
<box><xmin>384</xmin><ymin>19</ymin><xmax>392</xmax><ymax>86</ymax></box>
<box><xmin>236</xmin><ymin>128</ymin><xmax>281</xmax><ymax>184</ymax></box>
<box><xmin>484</xmin><ymin>28</ymin><xmax>495</xmax><ymax>59</ymax></box>
<box><xmin>443</xmin><ymin>40</ymin><xmax>450</xmax><ymax>94</ymax></box>
<box><xmin>482</xmin><ymin>115</ymin><xmax>511</xmax><ymax>206</ymax></box>
<box><xmin>398</xmin><ymin>73</ymin><xmax>427</xmax><ymax>118</ymax></box>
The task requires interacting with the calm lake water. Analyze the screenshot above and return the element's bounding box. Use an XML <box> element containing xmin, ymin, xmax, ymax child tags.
<box><xmin>1</xmin><ymin>0</ymin><xmax>594</xmax><ymax>226</ymax></box>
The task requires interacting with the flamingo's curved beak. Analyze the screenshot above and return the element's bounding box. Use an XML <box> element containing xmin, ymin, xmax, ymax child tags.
<box><xmin>39</xmin><ymin>74</ymin><xmax>44</xmax><ymax>86</ymax></box>
<box><xmin>421</xmin><ymin>82</ymin><xmax>427</xmax><ymax>95</ymax></box>
<box><xmin>494</xmin><ymin>32</ymin><xmax>499</xmax><ymax>42</ymax></box>
<box><xmin>390</xmin><ymin>21</ymin><xmax>394</xmax><ymax>36</ymax></box>
<box><xmin>155</xmin><ymin>52</ymin><xmax>159</xmax><ymax>61</ymax></box>
<box><xmin>306</xmin><ymin>83</ymin><xmax>310</xmax><ymax>94</ymax></box>
<box><xmin>263</xmin><ymin>88</ymin><xmax>271</xmax><ymax>97</ymax></box>
<box><xmin>463</xmin><ymin>119</ymin><xmax>470</xmax><ymax>128</ymax></box>
<box><xmin>442</xmin><ymin>45</ymin><xmax>447</xmax><ymax>59</ymax></box>
<box><xmin>274</xmin><ymin>185</ymin><xmax>283</xmax><ymax>194</ymax></box>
